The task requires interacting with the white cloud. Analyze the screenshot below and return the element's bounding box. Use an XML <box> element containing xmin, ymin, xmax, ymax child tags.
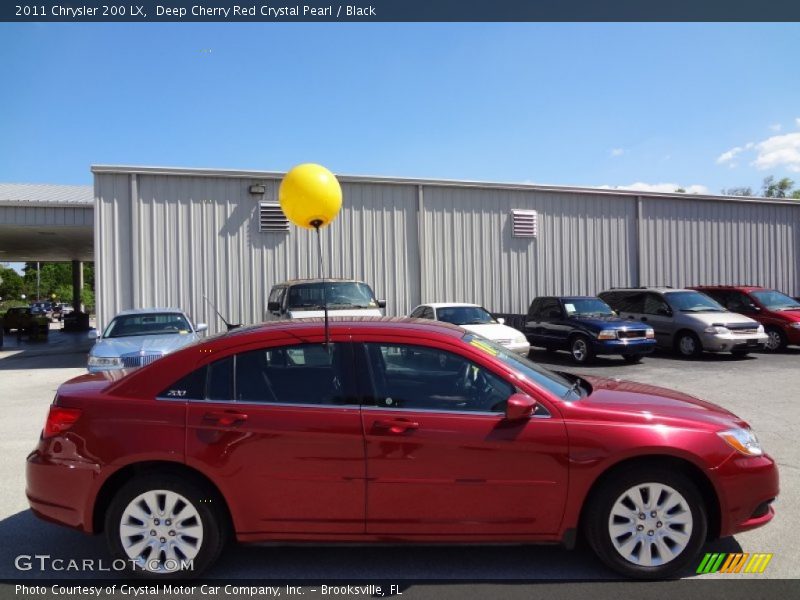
<box><xmin>796</xmin><ymin>117</ymin><xmax>800</xmax><ymax>128</ymax></box>
<box><xmin>610</xmin><ymin>148</ymin><xmax>624</xmax><ymax>157</ymax></box>
<box><xmin>717</xmin><ymin>146</ymin><xmax>743</xmax><ymax>164</ymax></box>
<box><xmin>751</xmin><ymin>132</ymin><xmax>800</xmax><ymax>172</ymax></box>
<box><xmin>598</xmin><ymin>182</ymin><xmax>710</xmax><ymax>194</ymax></box>
<box><xmin>769</xmin><ymin>123</ymin><xmax>782</xmax><ymax>132</ymax></box>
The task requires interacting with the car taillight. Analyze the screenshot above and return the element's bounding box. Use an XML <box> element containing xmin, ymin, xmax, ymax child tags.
<box><xmin>43</xmin><ymin>407</ymin><xmax>81</xmax><ymax>439</ymax></box>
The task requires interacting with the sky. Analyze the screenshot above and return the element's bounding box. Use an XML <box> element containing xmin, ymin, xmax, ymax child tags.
<box><xmin>0</xmin><ymin>22</ymin><xmax>799</xmax><ymax>196</ymax></box>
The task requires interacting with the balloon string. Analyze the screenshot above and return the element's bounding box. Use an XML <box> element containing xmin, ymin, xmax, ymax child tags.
<box><xmin>315</xmin><ymin>224</ymin><xmax>330</xmax><ymax>349</ymax></box>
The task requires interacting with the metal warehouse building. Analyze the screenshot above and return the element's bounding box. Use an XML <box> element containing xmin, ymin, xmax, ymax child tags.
<box><xmin>92</xmin><ymin>165</ymin><xmax>800</xmax><ymax>334</ymax></box>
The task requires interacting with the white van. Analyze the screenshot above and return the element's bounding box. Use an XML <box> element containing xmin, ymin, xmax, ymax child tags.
<box><xmin>266</xmin><ymin>278</ymin><xmax>386</xmax><ymax>320</ymax></box>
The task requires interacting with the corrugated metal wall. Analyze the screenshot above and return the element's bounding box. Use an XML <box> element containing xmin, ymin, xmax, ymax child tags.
<box><xmin>419</xmin><ymin>187</ymin><xmax>637</xmax><ymax>313</ymax></box>
<box><xmin>95</xmin><ymin>172</ymin><xmax>419</xmax><ymax>332</ymax></box>
<box><xmin>640</xmin><ymin>198</ymin><xmax>798</xmax><ymax>292</ymax></box>
<box><xmin>95</xmin><ymin>169</ymin><xmax>800</xmax><ymax>334</ymax></box>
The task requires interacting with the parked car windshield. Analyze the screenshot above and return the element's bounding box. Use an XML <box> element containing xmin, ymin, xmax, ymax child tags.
<box><xmin>103</xmin><ymin>313</ymin><xmax>192</xmax><ymax>338</ymax></box>
<box><xmin>666</xmin><ymin>291</ymin><xmax>726</xmax><ymax>313</ymax></box>
<box><xmin>750</xmin><ymin>290</ymin><xmax>800</xmax><ymax>311</ymax></box>
<box><xmin>562</xmin><ymin>298</ymin><xmax>615</xmax><ymax>317</ymax></box>
<box><xmin>437</xmin><ymin>306</ymin><xmax>496</xmax><ymax>325</ymax></box>
<box><xmin>287</xmin><ymin>282</ymin><xmax>378</xmax><ymax>310</ymax></box>
<box><xmin>462</xmin><ymin>333</ymin><xmax>583</xmax><ymax>400</ymax></box>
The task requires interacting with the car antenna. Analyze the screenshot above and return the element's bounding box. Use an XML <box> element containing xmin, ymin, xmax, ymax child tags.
<box><xmin>202</xmin><ymin>294</ymin><xmax>241</xmax><ymax>331</ymax></box>
<box><xmin>312</xmin><ymin>219</ymin><xmax>331</xmax><ymax>349</ymax></box>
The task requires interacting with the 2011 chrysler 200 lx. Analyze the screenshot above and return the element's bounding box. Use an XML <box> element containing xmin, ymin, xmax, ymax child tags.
<box><xmin>26</xmin><ymin>318</ymin><xmax>778</xmax><ymax>579</ymax></box>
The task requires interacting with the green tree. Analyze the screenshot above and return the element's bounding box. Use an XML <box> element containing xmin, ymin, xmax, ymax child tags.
<box><xmin>0</xmin><ymin>265</ymin><xmax>24</xmax><ymax>300</ymax></box>
<box><xmin>722</xmin><ymin>186</ymin><xmax>754</xmax><ymax>196</ymax></box>
<box><xmin>762</xmin><ymin>176</ymin><xmax>795</xmax><ymax>198</ymax></box>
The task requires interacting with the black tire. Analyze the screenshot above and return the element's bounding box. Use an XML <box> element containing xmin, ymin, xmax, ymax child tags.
<box><xmin>570</xmin><ymin>335</ymin><xmax>595</xmax><ymax>364</ymax></box>
<box><xmin>764</xmin><ymin>326</ymin><xmax>787</xmax><ymax>352</ymax></box>
<box><xmin>584</xmin><ymin>466</ymin><xmax>708</xmax><ymax>580</ymax></box>
<box><xmin>622</xmin><ymin>354</ymin><xmax>642</xmax><ymax>364</ymax></box>
<box><xmin>104</xmin><ymin>474</ymin><xmax>226</xmax><ymax>579</ymax></box>
<box><xmin>675</xmin><ymin>331</ymin><xmax>703</xmax><ymax>359</ymax></box>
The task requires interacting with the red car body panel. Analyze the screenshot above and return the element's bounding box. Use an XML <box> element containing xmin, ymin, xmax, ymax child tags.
<box><xmin>26</xmin><ymin>318</ymin><xmax>778</xmax><ymax>548</ymax></box>
<box><xmin>692</xmin><ymin>285</ymin><xmax>800</xmax><ymax>346</ymax></box>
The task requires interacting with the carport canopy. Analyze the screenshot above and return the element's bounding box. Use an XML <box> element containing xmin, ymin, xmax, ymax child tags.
<box><xmin>0</xmin><ymin>183</ymin><xmax>94</xmax><ymax>310</ymax></box>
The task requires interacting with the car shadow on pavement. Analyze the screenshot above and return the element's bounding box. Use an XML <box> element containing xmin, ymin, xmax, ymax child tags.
<box><xmin>0</xmin><ymin>351</ymin><xmax>89</xmax><ymax>370</ymax></box>
<box><xmin>0</xmin><ymin>509</ymin><xmax>741</xmax><ymax>581</ymax></box>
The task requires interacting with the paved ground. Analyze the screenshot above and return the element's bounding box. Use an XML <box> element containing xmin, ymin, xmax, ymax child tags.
<box><xmin>0</xmin><ymin>341</ymin><xmax>796</xmax><ymax>581</ymax></box>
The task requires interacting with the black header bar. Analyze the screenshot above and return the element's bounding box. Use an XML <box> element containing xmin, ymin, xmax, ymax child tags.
<box><xmin>4</xmin><ymin>1</ymin><xmax>800</xmax><ymax>23</ymax></box>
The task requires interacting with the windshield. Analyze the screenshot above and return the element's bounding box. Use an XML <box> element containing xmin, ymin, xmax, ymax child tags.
<box><xmin>751</xmin><ymin>290</ymin><xmax>800</xmax><ymax>311</ymax></box>
<box><xmin>666</xmin><ymin>291</ymin><xmax>725</xmax><ymax>313</ymax></box>
<box><xmin>287</xmin><ymin>282</ymin><xmax>378</xmax><ymax>310</ymax></box>
<box><xmin>103</xmin><ymin>313</ymin><xmax>192</xmax><ymax>338</ymax></box>
<box><xmin>563</xmin><ymin>298</ymin><xmax>615</xmax><ymax>317</ymax></box>
<box><xmin>437</xmin><ymin>306</ymin><xmax>496</xmax><ymax>325</ymax></box>
<box><xmin>462</xmin><ymin>333</ymin><xmax>582</xmax><ymax>400</ymax></box>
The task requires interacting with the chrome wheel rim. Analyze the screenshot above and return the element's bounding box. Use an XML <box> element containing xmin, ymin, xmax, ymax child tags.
<box><xmin>608</xmin><ymin>482</ymin><xmax>693</xmax><ymax>567</ymax></box>
<box><xmin>572</xmin><ymin>339</ymin><xmax>588</xmax><ymax>361</ymax></box>
<box><xmin>119</xmin><ymin>489</ymin><xmax>203</xmax><ymax>573</ymax></box>
<box><xmin>765</xmin><ymin>331</ymin><xmax>781</xmax><ymax>351</ymax></box>
<box><xmin>679</xmin><ymin>335</ymin><xmax>696</xmax><ymax>355</ymax></box>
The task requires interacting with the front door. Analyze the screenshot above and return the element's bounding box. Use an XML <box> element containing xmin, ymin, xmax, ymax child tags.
<box><xmin>357</xmin><ymin>340</ymin><xmax>569</xmax><ymax>536</ymax></box>
<box><xmin>182</xmin><ymin>338</ymin><xmax>365</xmax><ymax>535</ymax></box>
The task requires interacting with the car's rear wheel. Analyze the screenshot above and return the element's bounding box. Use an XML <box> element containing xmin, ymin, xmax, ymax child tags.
<box><xmin>105</xmin><ymin>475</ymin><xmax>225</xmax><ymax>578</ymax></box>
<box><xmin>676</xmin><ymin>332</ymin><xmax>703</xmax><ymax>359</ymax></box>
<box><xmin>622</xmin><ymin>354</ymin><xmax>642</xmax><ymax>363</ymax></box>
<box><xmin>584</xmin><ymin>467</ymin><xmax>707</xmax><ymax>579</ymax></box>
<box><xmin>764</xmin><ymin>327</ymin><xmax>787</xmax><ymax>352</ymax></box>
<box><xmin>570</xmin><ymin>335</ymin><xmax>595</xmax><ymax>364</ymax></box>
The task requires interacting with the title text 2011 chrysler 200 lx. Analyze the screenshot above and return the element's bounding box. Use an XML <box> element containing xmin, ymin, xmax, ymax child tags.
<box><xmin>26</xmin><ymin>318</ymin><xmax>778</xmax><ymax>579</ymax></box>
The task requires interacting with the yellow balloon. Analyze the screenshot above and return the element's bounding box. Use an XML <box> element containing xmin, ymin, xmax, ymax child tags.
<box><xmin>279</xmin><ymin>163</ymin><xmax>342</xmax><ymax>229</ymax></box>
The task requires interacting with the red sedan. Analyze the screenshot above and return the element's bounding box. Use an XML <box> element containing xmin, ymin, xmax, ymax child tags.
<box><xmin>26</xmin><ymin>318</ymin><xmax>778</xmax><ymax>579</ymax></box>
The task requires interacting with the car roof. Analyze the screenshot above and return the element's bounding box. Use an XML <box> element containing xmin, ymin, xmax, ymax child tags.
<box><xmin>114</xmin><ymin>307</ymin><xmax>187</xmax><ymax>316</ymax></box>
<box><xmin>216</xmin><ymin>316</ymin><xmax>465</xmax><ymax>345</ymax></box>
<box><xmin>692</xmin><ymin>285</ymin><xmax>768</xmax><ymax>292</ymax></box>
<box><xmin>420</xmin><ymin>302</ymin><xmax>481</xmax><ymax>309</ymax></box>
<box><xmin>603</xmin><ymin>287</ymin><xmax>691</xmax><ymax>294</ymax></box>
<box><xmin>274</xmin><ymin>278</ymin><xmax>366</xmax><ymax>286</ymax></box>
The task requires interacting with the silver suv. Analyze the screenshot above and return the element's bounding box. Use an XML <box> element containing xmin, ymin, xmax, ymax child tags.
<box><xmin>599</xmin><ymin>287</ymin><xmax>768</xmax><ymax>358</ymax></box>
<box><xmin>266</xmin><ymin>278</ymin><xmax>386</xmax><ymax>321</ymax></box>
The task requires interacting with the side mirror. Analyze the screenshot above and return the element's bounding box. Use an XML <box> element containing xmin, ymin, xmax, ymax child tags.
<box><xmin>377</xmin><ymin>299</ymin><xmax>387</xmax><ymax>309</ymax></box>
<box><xmin>267</xmin><ymin>301</ymin><xmax>281</xmax><ymax>313</ymax></box>
<box><xmin>656</xmin><ymin>307</ymin><xmax>672</xmax><ymax>317</ymax></box>
<box><xmin>497</xmin><ymin>317</ymin><xmax>506</xmax><ymax>325</ymax></box>
<box><xmin>548</xmin><ymin>309</ymin><xmax>562</xmax><ymax>319</ymax></box>
<box><xmin>747</xmin><ymin>305</ymin><xmax>761</xmax><ymax>313</ymax></box>
<box><xmin>87</xmin><ymin>330</ymin><xmax>99</xmax><ymax>340</ymax></box>
<box><xmin>195</xmin><ymin>323</ymin><xmax>208</xmax><ymax>333</ymax></box>
<box><xmin>505</xmin><ymin>393</ymin><xmax>537</xmax><ymax>421</ymax></box>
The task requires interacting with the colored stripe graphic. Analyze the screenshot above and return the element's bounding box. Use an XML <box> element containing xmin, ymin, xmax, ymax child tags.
<box><xmin>697</xmin><ymin>552</ymin><xmax>772</xmax><ymax>574</ymax></box>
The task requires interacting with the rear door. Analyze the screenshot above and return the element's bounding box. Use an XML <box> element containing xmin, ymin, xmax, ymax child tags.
<box><xmin>642</xmin><ymin>293</ymin><xmax>675</xmax><ymax>346</ymax></box>
<box><xmin>357</xmin><ymin>339</ymin><xmax>569</xmax><ymax>536</ymax></box>
<box><xmin>182</xmin><ymin>337</ymin><xmax>366</xmax><ymax>535</ymax></box>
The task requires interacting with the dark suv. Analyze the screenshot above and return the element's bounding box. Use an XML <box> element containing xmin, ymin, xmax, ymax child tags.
<box><xmin>692</xmin><ymin>286</ymin><xmax>800</xmax><ymax>352</ymax></box>
<box><xmin>525</xmin><ymin>296</ymin><xmax>656</xmax><ymax>364</ymax></box>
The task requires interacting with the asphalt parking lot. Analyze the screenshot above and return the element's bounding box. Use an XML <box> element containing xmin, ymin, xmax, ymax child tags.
<box><xmin>0</xmin><ymin>342</ymin><xmax>797</xmax><ymax>581</ymax></box>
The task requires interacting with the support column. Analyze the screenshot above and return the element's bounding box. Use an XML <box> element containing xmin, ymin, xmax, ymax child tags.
<box><xmin>72</xmin><ymin>260</ymin><xmax>83</xmax><ymax>312</ymax></box>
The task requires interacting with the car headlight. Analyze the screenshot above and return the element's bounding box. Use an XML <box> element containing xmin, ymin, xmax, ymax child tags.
<box><xmin>88</xmin><ymin>356</ymin><xmax>122</xmax><ymax>368</ymax></box>
<box><xmin>704</xmin><ymin>326</ymin><xmax>729</xmax><ymax>334</ymax></box>
<box><xmin>645</xmin><ymin>328</ymin><xmax>655</xmax><ymax>339</ymax></box>
<box><xmin>757</xmin><ymin>325</ymin><xmax>765</xmax><ymax>333</ymax></box>
<box><xmin>718</xmin><ymin>427</ymin><xmax>763</xmax><ymax>457</ymax></box>
<box><xmin>597</xmin><ymin>330</ymin><xmax>617</xmax><ymax>340</ymax></box>
<box><xmin>516</xmin><ymin>335</ymin><xmax>528</xmax><ymax>344</ymax></box>
<box><xmin>790</xmin><ymin>323</ymin><xmax>800</xmax><ymax>329</ymax></box>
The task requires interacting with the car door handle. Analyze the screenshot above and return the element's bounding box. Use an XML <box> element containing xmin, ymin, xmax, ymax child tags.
<box><xmin>203</xmin><ymin>410</ymin><xmax>249</xmax><ymax>426</ymax></box>
<box><xmin>373</xmin><ymin>418</ymin><xmax>419</xmax><ymax>434</ymax></box>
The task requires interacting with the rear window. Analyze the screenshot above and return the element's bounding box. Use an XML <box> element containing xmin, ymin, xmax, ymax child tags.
<box><xmin>287</xmin><ymin>282</ymin><xmax>378</xmax><ymax>311</ymax></box>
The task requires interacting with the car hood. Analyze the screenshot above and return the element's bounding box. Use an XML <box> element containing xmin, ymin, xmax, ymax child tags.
<box><xmin>288</xmin><ymin>308</ymin><xmax>383</xmax><ymax>318</ymax></box>
<box><xmin>573</xmin><ymin>374</ymin><xmax>745</xmax><ymax>430</ymax></box>
<box><xmin>460</xmin><ymin>323</ymin><xmax>525</xmax><ymax>341</ymax></box>
<box><xmin>91</xmin><ymin>333</ymin><xmax>199</xmax><ymax>357</ymax></box>
<box><xmin>571</xmin><ymin>315</ymin><xmax>646</xmax><ymax>329</ymax></box>
<box><xmin>681</xmin><ymin>311</ymin><xmax>759</xmax><ymax>327</ymax></box>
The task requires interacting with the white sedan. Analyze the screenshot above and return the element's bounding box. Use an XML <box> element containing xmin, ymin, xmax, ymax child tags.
<box><xmin>409</xmin><ymin>302</ymin><xmax>531</xmax><ymax>355</ymax></box>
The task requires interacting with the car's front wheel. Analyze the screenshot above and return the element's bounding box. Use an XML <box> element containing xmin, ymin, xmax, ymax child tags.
<box><xmin>105</xmin><ymin>475</ymin><xmax>226</xmax><ymax>578</ymax></box>
<box><xmin>764</xmin><ymin>327</ymin><xmax>787</xmax><ymax>352</ymax></box>
<box><xmin>584</xmin><ymin>467</ymin><xmax>707</xmax><ymax>579</ymax></box>
<box><xmin>676</xmin><ymin>332</ymin><xmax>703</xmax><ymax>359</ymax></box>
<box><xmin>570</xmin><ymin>335</ymin><xmax>595</xmax><ymax>364</ymax></box>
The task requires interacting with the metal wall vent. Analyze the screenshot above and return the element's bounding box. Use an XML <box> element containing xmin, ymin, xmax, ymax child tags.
<box><xmin>511</xmin><ymin>209</ymin><xmax>538</xmax><ymax>237</ymax></box>
<box><xmin>259</xmin><ymin>202</ymin><xmax>290</xmax><ymax>232</ymax></box>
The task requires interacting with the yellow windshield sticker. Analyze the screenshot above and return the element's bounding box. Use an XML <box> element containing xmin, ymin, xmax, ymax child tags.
<box><xmin>469</xmin><ymin>338</ymin><xmax>499</xmax><ymax>356</ymax></box>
